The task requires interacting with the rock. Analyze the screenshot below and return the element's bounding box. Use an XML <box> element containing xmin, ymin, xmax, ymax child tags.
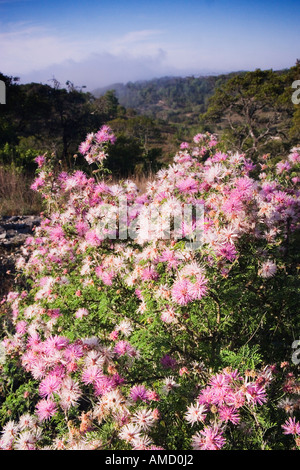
<box><xmin>0</xmin><ymin>215</ymin><xmax>41</xmax><ymax>297</ymax></box>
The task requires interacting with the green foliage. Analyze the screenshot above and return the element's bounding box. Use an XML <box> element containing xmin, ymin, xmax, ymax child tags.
<box><xmin>201</xmin><ymin>68</ymin><xmax>297</xmax><ymax>158</ymax></box>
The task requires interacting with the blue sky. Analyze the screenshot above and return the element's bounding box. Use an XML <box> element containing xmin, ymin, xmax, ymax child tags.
<box><xmin>1</xmin><ymin>0</ymin><xmax>299</xmax><ymax>90</ymax></box>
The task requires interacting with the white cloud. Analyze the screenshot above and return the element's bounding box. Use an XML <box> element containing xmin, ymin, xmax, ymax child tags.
<box><xmin>19</xmin><ymin>49</ymin><xmax>178</xmax><ymax>90</ymax></box>
<box><xmin>0</xmin><ymin>23</ymin><xmax>180</xmax><ymax>89</ymax></box>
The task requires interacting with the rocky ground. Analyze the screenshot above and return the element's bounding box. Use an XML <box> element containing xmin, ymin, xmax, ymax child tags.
<box><xmin>0</xmin><ymin>215</ymin><xmax>41</xmax><ymax>297</ymax></box>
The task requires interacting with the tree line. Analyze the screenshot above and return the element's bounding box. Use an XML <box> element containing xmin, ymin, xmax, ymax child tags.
<box><xmin>0</xmin><ymin>61</ymin><xmax>299</xmax><ymax>178</ymax></box>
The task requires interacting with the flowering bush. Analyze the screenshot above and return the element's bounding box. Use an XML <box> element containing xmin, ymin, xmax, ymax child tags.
<box><xmin>0</xmin><ymin>127</ymin><xmax>299</xmax><ymax>450</ymax></box>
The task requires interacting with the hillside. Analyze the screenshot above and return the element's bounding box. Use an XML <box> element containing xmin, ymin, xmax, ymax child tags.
<box><xmin>92</xmin><ymin>73</ymin><xmax>243</xmax><ymax>125</ymax></box>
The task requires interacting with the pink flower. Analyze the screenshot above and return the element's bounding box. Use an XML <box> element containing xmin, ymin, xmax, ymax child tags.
<box><xmin>39</xmin><ymin>374</ymin><xmax>62</xmax><ymax>398</ymax></box>
<box><xmin>282</xmin><ymin>417</ymin><xmax>300</xmax><ymax>435</ymax></box>
<box><xmin>75</xmin><ymin>308</ymin><xmax>89</xmax><ymax>319</ymax></box>
<box><xmin>30</xmin><ymin>176</ymin><xmax>45</xmax><ymax>191</ymax></box>
<box><xmin>35</xmin><ymin>398</ymin><xmax>57</xmax><ymax>421</ymax></box>
<box><xmin>114</xmin><ymin>340</ymin><xmax>137</xmax><ymax>358</ymax></box>
<box><xmin>276</xmin><ymin>160</ymin><xmax>291</xmax><ymax>174</ymax></box>
<box><xmin>95</xmin><ymin>125</ymin><xmax>116</xmax><ymax>145</ymax></box>
<box><xmin>245</xmin><ymin>383</ymin><xmax>267</xmax><ymax>406</ymax></box>
<box><xmin>93</xmin><ymin>376</ymin><xmax>114</xmax><ymax>396</ymax></box>
<box><xmin>218</xmin><ymin>405</ymin><xmax>240</xmax><ymax>425</ymax></box>
<box><xmin>85</xmin><ymin>230</ymin><xmax>101</xmax><ymax>247</ymax></box>
<box><xmin>82</xmin><ymin>366</ymin><xmax>103</xmax><ymax>385</ymax></box>
<box><xmin>193</xmin><ymin>133</ymin><xmax>205</xmax><ymax>144</ymax></box>
<box><xmin>78</xmin><ymin>140</ymin><xmax>91</xmax><ymax>155</ymax></box>
<box><xmin>75</xmin><ymin>221</ymin><xmax>89</xmax><ymax>237</ymax></box>
<box><xmin>109</xmin><ymin>330</ymin><xmax>119</xmax><ymax>341</ymax></box>
<box><xmin>217</xmin><ymin>243</ymin><xmax>237</xmax><ymax>262</ymax></box>
<box><xmin>15</xmin><ymin>321</ymin><xmax>27</xmax><ymax>334</ymax></box>
<box><xmin>49</xmin><ymin>225</ymin><xmax>65</xmax><ymax>242</ymax></box>
<box><xmin>176</xmin><ymin>177</ymin><xmax>198</xmax><ymax>194</ymax></box>
<box><xmin>141</xmin><ymin>267</ymin><xmax>159</xmax><ymax>281</ymax></box>
<box><xmin>185</xmin><ymin>403</ymin><xmax>207</xmax><ymax>425</ymax></box>
<box><xmin>180</xmin><ymin>142</ymin><xmax>189</xmax><ymax>149</ymax></box>
<box><xmin>192</xmin><ymin>425</ymin><xmax>226</xmax><ymax>450</ymax></box>
<box><xmin>259</xmin><ymin>260</ymin><xmax>277</xmax><ymax>278</ymax></box>
<box><xmin>43</xmin><ymin>335</ymin><xmax>69</xmax><ymax>354</ymax></box>
<box><xmin>63</xmin><ymin>343</ymin><xmax>84</xmax><ymax>362</ymax></box>
<box><xmin>171</xmin><ymin>278</ymin><xmax>193</xmax><ymax>305</ymax></box>
<box><xmin>34</xmin><ymin>155</ymin><xmax>46</xmax><ymax>167</ymax></box>
<box><xmin>130</xmin><ymin>385</ymin><xmax>148</xmax><ymax>402</ymax></box>
<box><xmin>190</xmin><ymin>274</ymin><xmax>208</xmax><ymax>300</ymax></box>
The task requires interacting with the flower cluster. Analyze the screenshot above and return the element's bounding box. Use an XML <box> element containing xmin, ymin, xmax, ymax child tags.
<box><xmin>79</xmin><ymin>125</ymin><xmax>116</xmax><ymax>165</ymax></box>
<box><xmin>185</xmin><ymin>367</ymin><xmax>272</xmax><ymax>450</ymax></box>
<box><xmin>1</xmin><ymin>130</ymin><xmax>299</xmax><ymax>450</ymax></box>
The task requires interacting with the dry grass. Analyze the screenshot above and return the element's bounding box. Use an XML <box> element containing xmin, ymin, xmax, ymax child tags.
<box><xmin>0</xmin><ymin>167</ymin><xmax>42</xmax><ymax>216</ymax></box>
<box><xmin>0</xmin><ymin>166</ymin><xmax>153</xmax><ymax>218</ymax></box>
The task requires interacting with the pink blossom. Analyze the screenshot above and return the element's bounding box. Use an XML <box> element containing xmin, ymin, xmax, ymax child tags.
<box><xmin>192</xmin><ymin>425</ymin><xmax>226</xmax><ymax>450</ymax></box>
<box><xmin>78</xmin><ymin>140</ymin><xmax>91</xmax><ymax>155</ymax></box>
<box><xmin>171</xmin><ymin>278</ymin><xmax>194</xmax><ymax>305</ymax></box>
<box><xmin>259</xmin><ymin>260</ymin><xmax>277</xmax><ymax>278</ymax></box>
<box><xmin>190</xmin><ymin>274</ymin><xmax>208</xmax><ymax>300</ymax></box>
<box><xmin>30</xmin><ymin>176</ymin><xmax>45</xmax><ymax>191</ymax></box>
<box><xmin>75</xmin><ymin>308</ymin><xmax>89</xmax><ymax>319</ymax></box>
<box><xmin>282</xmin><ymin>417</ymin><xmax>300</xmax><ymax>435</ymax></box>
<box><xmin>39</xmin><ymin>374</ymin><xmax>62</xmax><ymax>398</ymax></box>
<box><xmin>218</xmin><ymin>405</ymin><xmax>240</xmax><ymax>425</ymax></box>
<box><xmin>82</xmin><ymin>366</ymin><xmax>103</xmax><ymax>385</ymax></box>
<box><xmin>34</xmin><ymin>155</ymin><xmax>46</xmax><ymax>167</ymax></box>
<box><xmin>35</xmin><ymin>398</ymin><xmax>57</xmax><ymax>421</ymax></box>
<box><xmin>85</xmin><ymin>230</ymin><xmax>101</xmax><ymax>247</ymax></box>
<box><xmin>130</xmin><ymin>385</ymin><xmax>148</xmax><ymax>402</ymax></box>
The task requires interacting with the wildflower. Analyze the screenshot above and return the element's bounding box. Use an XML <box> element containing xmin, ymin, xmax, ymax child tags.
<box><xmin>14</xmin><ymin>431</ymin><xmax>37</xmax><ymax>450</ymax></box>
<box><xmin>130</xmin><ymin>385</ymin><xmax>148</xmax><ymax>402</ymax></box>
<box><xmin>245</xmin><ymin>383</ymin><xmax>267</xmax><ymax>406</ymax></box>
<box><xmin>35</xmin><ymin>398</ymin><xmax>57</xmax><ymax>421</ymax></box>
<box><xmin>162</xmin><ymin>377</ymin><xmax>180</xmax><ymax>394</ymax></box>
<box><xmin>190</xmin><ymin>274</ymin><xmax>208</xmax><ymax>300</ymax></box>
<box><xmin>185</xmin><ymin>403</ymin><xmax>207</xmax><ymax>425</ymax></box>
<box><xmin>282</xmin><ymin>417</ymin><xmax>300</xmax><ymax>435</ymax></box>
<box><xmin>1</xmin><ymin>420</ymin><xmax>19</xmax><ymax>446</ymax></box>
<box><xmin>132</xmin><ymin>408</ymin><xmax>156</xmax><ymax>430</ymax></box>
<box><xmin>118</xmin><ymin>423</ymin><xmax>142</xmax><ymax>443</ymax></box>
<box><xmin>277</xmin><ymin>397</ymin><xmax>296</xmax><ymax>415</ymax></box>
<box><xmin>18</xmin><ymin>414</ymin><xmax>38</xmax><ymax>431</ymax></box>
<box><xmin>75</xmin><ymin>308</ymin><xmax>89</xmax><ymax>319</ymax></box>
<box><xmin>161</xmin><ymin>306</ymin><xmax>177</xmax><ymax>324</ymax></box>
<box><xmin>192</xmin><ymin>425</ymin><xmax>226</xmax><ymax>450</ymax></box>
<box><xmin>82</xmin><ymin>366</ymin><xmax>103</xmax><ymax>385</ymax></box>
<box><xmin>39</xmin><ymin>374</ymin><xmax>62</xmax><ymax>398</ymax></box>
<box><xmin>259</xmin><ymin>260</ymin><xmax>277</xmax><ymax>278</ymax></box>
<box><xmin>34</xmin><ymin>155</ymin><xmax>46</xmax><ymax>167</ymax></box>
<box><xmin>180</xmin><ymin>142</ymin><xmax>189</xmax><ymax>149</ymax></box>
<box><xmin>218</xmin><ymin>405</ymin><xmax>240</xmax><ymax>425</ymax></box>
<box><xmin>43</xmin><ymin>335</ymin><xmax>69</xmax><ymax>354</ymax></box>
<box><xmin>132</xmin><ymin>435</ymin><xmax>153</xmax><ymax>450</ymax></box>
<box><xmin>78</xmin><ymin>140</ymin><xmax>91</xmax><ymax>155</ymax></box>
<box><xmin>30</xmin><ymin>176</ymin><xmax>45</xmax><ymax>191</ymax></box>
<box><xmin>171</xmin><ymin>278</ymin><xmax>193</xmax><ymax>305</ymax></box>
<box><xmin>116</xmin><ymin>319</ymin><xmax>133</xmax><ymax>337</ymax></box>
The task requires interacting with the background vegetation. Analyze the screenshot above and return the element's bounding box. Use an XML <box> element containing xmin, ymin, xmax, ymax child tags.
<box><xmin>0</xmin><ymin>61</ymin><xmax>299</xmax><ymax>215</ymax></box>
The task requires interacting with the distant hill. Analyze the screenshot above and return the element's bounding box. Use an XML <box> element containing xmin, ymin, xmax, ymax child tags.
<box><xmin>92</xmin><ymin>72</ymin><xmax>245</xmax><ymax>124</ymax></box>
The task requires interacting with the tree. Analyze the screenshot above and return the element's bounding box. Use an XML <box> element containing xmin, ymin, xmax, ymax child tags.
<box><xmin>201</xmin><ymin>69</ymin><xmax>294</xmax><ymax>158</ymax></box>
